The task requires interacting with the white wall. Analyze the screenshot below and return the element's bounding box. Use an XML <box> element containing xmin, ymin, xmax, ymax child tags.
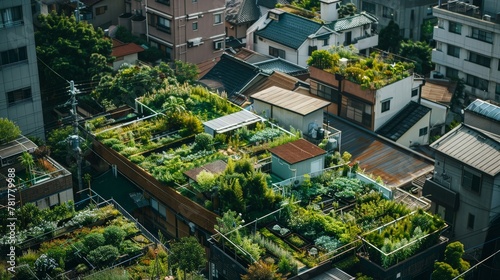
<box><xmin>396</xmin><ymin>111</ymin><xmax>430</xmax><ymax>147</ymax></box>
<box><xmin>373</xmin><ymin>76</ymin><xmax>421</xmax><ymax>130</ymax></box>
<box><xmin>421</xmin><ymin>98</ymin><xmax>448</xmax><ymax>129</ymax></box>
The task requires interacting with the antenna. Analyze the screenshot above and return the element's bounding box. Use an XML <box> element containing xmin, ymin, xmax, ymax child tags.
<box><xmin>67</xmin><ymin>80</ymin><xmax>83</xmax><ymax>192</ymax></box>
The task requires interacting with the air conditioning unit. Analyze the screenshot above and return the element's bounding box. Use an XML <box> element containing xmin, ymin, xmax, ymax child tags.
<box><xmin>187</xmin><ymin>37</ymin><xmax>202</xmax><ymax>48</ymax></box>
<box><xmin>483</xmin><ymin>14</ymin><xmax>491</xmax><ymax>21</ymax></box>
<box><xmin>213</xmin><ymin>40</ymin><xmax>223</xmax><ymax>50</ymax></box>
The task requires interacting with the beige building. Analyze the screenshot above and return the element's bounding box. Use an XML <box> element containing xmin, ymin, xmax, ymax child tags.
<box><xmin>144</xmin><ymin>0</ymin><xmax>226</xmax><ymax>64</ymax></box>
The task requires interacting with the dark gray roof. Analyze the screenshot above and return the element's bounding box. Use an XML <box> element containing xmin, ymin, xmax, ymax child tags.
<box><xmin>255</xmin><ymin>12</ymin><xmax>322</xmax><ymax>49</ymax></box>
<box><xmin>199</xmin><ymin>53</ymin><xmax>263</xmax><ymax>97</ymax></box>
<box><xmin>253</xmin><ymin>57</ymin><xmax>308</xmax><ymax>76</ymax></box>
<box><xmin>310</xmin><ymin>267</ymin><xmax>355</xmax><ymax>280</ymax></box>
<box><xmin>431</xmin><ymin>123</ymin><xmax>500</xmax><ymax>176</ymax></box>
<box><xmin>257</xmin><ymin>0</ymin><xmax>290</xmax><ymax>9</ymax></box>
<box><xmin>0</xmin><ymin>135</ymin><xmax>37</xmax><ymax>160</ymax></box>
<box><xmin>326</xmin><ymin>12</ymin><xmax>378</xmax><ymax>32</ymax></box>
<box><xmin>376</xmin><ymin>101</ymin><xmax>431</xmax><ymax>141</ymax></box>
<box><xmin>226</xmin><ymin>0</ymin><xmax>260</xmax><ymax>24</ymax></box>
<box><xmin>465</xmin><ymin>99</ymin><xmax>500</xmax><ymax>122</ymax></box>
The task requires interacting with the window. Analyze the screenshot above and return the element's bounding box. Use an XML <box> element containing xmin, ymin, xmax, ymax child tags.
<box><xmin>411</xmin><ymin>88</ymin><xmax>418</xmax><ymax>97</ymax></box>
<box><xmin>156</xmin><ymin>0</ymin><xmax>170</xmax><ymax>5</ymax></box>
<box><xmin>269</xmin><ymin>46</ymin><xmax>285</xmax><ymax>59</ymax></box>
<box><xmin>471</xmin><ymin>27</ymin><xmax>493</xmax><ymax>43</ymax></box>
<box><xmin>419</xmin><ymin>127</ymin><xmax>428</xmax><ymax>136</ymax></box>
<box><xmin>157</xmin><ymin>16</ymin><xmax>171</xmax><ymax>33</ymax></box>
<box><xmin>158</xmin><ymin>203</ymin><xmax>167</xmax><ymax>218</ymax></box>
<box><xmin>213</xmin><ymin>40</ymin><xmax>223</xmax><ymax>50</ymax></box>
<box><xmin>436</xmin><ymin>42</ymin><xmax>442</xmax><ymax>51</ymax></box>
<box><xmin>447</xmin><ymin>44</ymin><xmax>460</xmax><ymax>58</ymax></box>
<box><xmin>316</xmin><ymin>83</ymin><xmax>339</xmax><ymax>102</ymax></box>
<box><xmin>382</xmin><ymin>6</ymin><xmax>394</xmax><ymax>19</ymax></box>
<box><xmin>214</xmin><ymin>13</ymin><xmax>222</xmax><ymax>24</ymax></box>
<box><xmin>446</xmin><ymin>67</ymin><xmax>459</xmax><ymax>79</ymax></box>
<box><xmin>151</xmin><ymin>198</ymin><xmax>159</xmax><ymax>211</ymax></box>
<box><xmin>192</xmin><ymin>0</ymin><xmax>198</xmax><ymax>2</ymax></box>
<box><xmin>166</xmin><ymin>46</ymin><xmax>172</xmax><ymax>60</ymax></box>
<box><xmin>449</xmin><ymin>21</ymin><xmax>462</xmax><ymax>34</ymax></box>
<box><xmin>469</xmin><ymin>52</ymin><xmax>491</xmax><ymax>67</ymax></box>
<box><xmin>466</xmin><ymin>74</ymin><xmax>488</xmax><ymax>91</ymax></box>
<box><xmin>0</xmin><ymin>46</ymin><xmax>27</xmax><ymax>66</ymax></box>
<box><xmin>0</xmin><ymin>6</ymin><xmax>23</xmax><ymax>29</ymax></box>
<box><xmin>95</xmin><ymin>6</ymin><xmax>107</xmax><ymax>15</ymax></box>
<box><xmin>381</xmin><ymin>100</ymin><xmax>391</xmax><ymax>112</ymax></box>
<box><xmin>467</xmin><ymin>213</ymin><xmax>475</xmax><ymax>229</ymax></box>
<box><xmin>323</xmin><ymin>38</ymin><xmax>329</xmax><ymax>46</ymax></box>
<box><xmin>192</xmin><ymin>22</ymin><xmax>198</xmax><ymax>31</ymax></box>
<box><xmin>363</xmin><ymin>2</ymin><xmax>375</xmax><ymax>14</ymax></box>
<box><xmin>344</xmin><ymin>98</ymin><xmax>372</xmax><ymax>127</ymax></box>
<box><xmin>7</xmin><ymin>87</ymin><xmax>31</xmax><ymax>105</ymax></box>
<box><xmin>438</xmin><ymin>19</ymin><xmax>444</xmax><ymax>29</ymax></box>
<box><xmin>427</xmin><ymin>5</ymin><xmax>433</xmax><ymax>16</ymax></box>
<box><xmin>463</xmin><ymin>167</ymin><xmax>481</xmax><ymax>194</ymax></box>
<box><xmin>496</xmin><ymin>84</ymin><xmax>500</xmax><ymax>102</ymax></box>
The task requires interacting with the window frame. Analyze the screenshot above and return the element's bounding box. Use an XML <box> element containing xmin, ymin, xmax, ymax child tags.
<box><xmin>462</xmin><ymin>166</ymin><xmax>482</xmax><ymax>194</ymax></box>
<box><xmin>269</xmin><ymin>46</ymin><xmax>285</xmax><ymax>59</ymax></box>
<box><xmin>411</xmin><ymin>88</ymin><xmax>419</xmax><ymax>97</ymax></box>
<box><xmin>419</xmin><ymin>127</ymin><xmax>428</xmax><ymax>136</ymax></box>
<box><xmin>192</xmin><ymin>21</ymin><xmax>198</xmax><ymax>31</ymax></box>
<box><xmin>214</xmin><ymin>13</ymin><xmax>222</xmax><ymax>25</ymax></box>
<box><xmin>471</xmin><ymin>27</ymin><xmax>493</xmax><ymax>43</ymax></box>
<box><xmin>156</xmin><ymin>0</ymin><xmax>171</xmax><ymax>6</ymax></box>
<box><xmin>316</xmin><ymin>82</ymin><xmax>339</xmax><ymax>102</ymax></box>
<box><xmin>447</xmin><ymin>44</ymin><xmax>460</xmax><ymax>58</ymax></box>
<box><xmin>0</xmin><ymin>6</ymin><xmax>23</xmax><ymax>29</ymax></box>
<box><xmin>381</xmin><ymin>99</ymin><xmax>391</xmax><ymax>113</ymax></box>
<box><xmin>466</xmin><ymin>74</ymin><xmax>489</xmax><ymax>91</ymax></box>
<box><xmin>95</xmin><ymin>6</ymin><xmax>107</xmax><ymax>15</ymax></box>
<box><xmin>448</xmin><ymin>21</ymin><xmax>462</xmax><ymax>34</ymax></box>
<box><xmin>0</xmin><ymin>46</ymin><xmax>28</xmax><ymax>66</ymax></box>
<box><xmin>467</xmin><ymin>213</ymin><xmax>475</xmax><ymax>229</ymax></box>
<box><xmin>7</xmin><ymin>87</ymin><xmax>32</xmax><ymax>106</ymax></box>
<box><xmin>157</xmin><ymin>16</ymin><xmax>171</xmax><ymax>34</ymax></box>
<box><xmin>446</xmin><ymin>67</ymin><xmax>459</xmax><ymax>79</ymax></box>
<box><xmin>469</xmin><ymin>51</ymin><xmax>491</xmax><ymax>67</ymax></box>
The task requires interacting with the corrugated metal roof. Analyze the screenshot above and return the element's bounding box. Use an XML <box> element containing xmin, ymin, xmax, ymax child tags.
<box><xmin>327</xmin><ymin>115</ymin><xmax>435</xmax><ymax>188</ymax></box>
<box><xmin>254</xmin><ymin>57</ymin><xmax>308</xmax><ymax>76</ymax></box>
<box><xmin>270</xmin><ymin>138</ymin><xmax>326</xmax><ymax>164</ymax></box>
<box><xmin>0</xmin><ymin>135</ymin><xmax>37</xmax><ymax>160</ymax></box>
<box><xmin>431</xmin><ymin>124</ymin><xmax>500</xmax><ymax>176</ymax></box>
<box><xmin>251</xmin><ymin>86</ymin><xmax>331</xmax><ymax>116</ymax></box>
<box><xmin>203</xmin><ymin>109</ymin><xmax>262</xmax><ymax>133</ymax></box>
<box><xmin>326</xmin><ymin>12</ymin><xmax>378</xmax><ymax>32</ymax></box>
<box><xmin>377</xmin><ymin>101</ymin><xmax>431</xmax><ymax>141</ymax></box>
<box><xmin>465</xmin><ymin>99</ymin><xmax>500</xmax><ymax>121</ymax></box>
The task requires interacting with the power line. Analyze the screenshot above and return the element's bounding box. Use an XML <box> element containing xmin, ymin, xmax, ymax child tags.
<box><xmin>453</xmin><ymin>249</ymin><xmax>500</xmax><ymax>280</ymax></box>
<box><xmin>37</xmin><ymin>56</ymin><xmax>69</xmax><ymax>83</ymax></box>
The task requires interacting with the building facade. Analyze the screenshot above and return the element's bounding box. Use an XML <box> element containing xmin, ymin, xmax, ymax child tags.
<box><xmin>432</xmin><ymin>0</ymin><xmax>500</xmax><ymax>102</ymax></box>
<box><xmin>0</xmin><ymin>0</ymin><xmax>45</xmax><ymax>139</ymax></box>
<box><xmin>144</xmin><ymin>0</ymin><xmax>226</xmax><ymax>65</ymax></box>
<box><xmin>353</xmin><ymin>0</ymin><xmax>438</xmax><ymax>41</ymax></box>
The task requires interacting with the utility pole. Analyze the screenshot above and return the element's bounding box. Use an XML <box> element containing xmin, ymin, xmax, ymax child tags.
<box><xmin>69</xmin><ymin>80</ymin><xmax>83</xmax><ymax>192</ymax></box>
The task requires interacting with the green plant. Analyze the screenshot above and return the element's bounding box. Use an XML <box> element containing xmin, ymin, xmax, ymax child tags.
<box><xmin>83</xmin><ymin>233</ymin><xmax>106</xmax><ymax>253</ymax></box>
<box><xmin>0</xmin><ymin>118</ymin><xmax>21</xmax><ymax>144</ymax></box>
<box><xmin>103</xmin><ymin>226</ymin><xmax>126</xmax><ymax>247</ymax></box>
<box><xmin>88</xmin><ymin>245</ymin><xmax>120</xmax><ymax>267</ymax></box>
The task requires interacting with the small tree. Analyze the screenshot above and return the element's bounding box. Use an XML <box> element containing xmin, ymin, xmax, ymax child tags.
<box><xmin>307</xmin><ymin>50</ymin><xmax>334</xmax><ymax>70</ymax></box>
<box><xmin>378</xmin><ymin>20</ymin><xmax>402</xmax><ymax>53</ymax></box>
<box><xmin>241</xmin><ymin>259</ymin><xmax>286</xmax><ymax>280</ymax></box>
<box><xmin>18</xmin><ymin>152</ymin><xmax>35</xmax><ymax>185</ymax></box>
<box><xmin>196</xmin><ymin>170</ymin><xmax>217</xmax><ymax>192</ymax></box>
<box><xmin>169</xmin><ymin>236</ymin><xmax>206</xmax><ymax>280</ymax></box>
<box><xmin>338</xmin><ymin>3</ymin><xmax>357</xmax><ymax>18</ymax></box>
<box><xmin>432</xmin><ymin>241</ymin><xmax>469</xmax><ymax>280</ymax></box>
<box><xmin>0</xmin><ymin>118</ymin><xmax>21</xmax><ymax>144</ymax></box>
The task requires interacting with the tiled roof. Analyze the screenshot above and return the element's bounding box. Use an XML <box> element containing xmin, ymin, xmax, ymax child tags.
<box><xmin>183</xmin><ymin>160</ymin><xmax>227</xmax><ymax>182</ymax></box>
<box><xmin>199</xmin><ymin>53</ymin><xmax>264</xmax><ymax>97</ymax></box>
<box><xmin>421</xmin><ymin>79</ymin><xmax>455</xmax><ymax>104</ymax></box>
<box><xmin>431</xmin><ymin>124</ymin><xmax>500</xmax><ymax>176</ymax></box>
<box><xmin>326</xmin><ymin>12</ymin><xmax>378</xmax><ymax>32</ymax></box>
<box><xmin>326</xmin><ymin>114</ymin><xmax>435</xmax><ymax>188</ymax></box>
<box><xmin>255</xmin><ymin>12</ymin><xmax>322</xmax><ymax>49</ymax></box>
<box><xmin>111</xmin><ymin>39</ymin><xmax>144</xmax><ymax>57</ymax></box>
<box><xmin>226</xmin><ymin>0</ymin><xmax>260</xmax><ymax>24</ymax></box>
<box><xmin>270</xmin><ymin>138</ymin><xmax>326</xmax><ymax>164</ymax></box>
<box><xmin>257</xmin><ymin>0</ymin><xmax>290</xmax><ymax>9</ymax></box>
<box><xmin>376</xmin><ymin>101</ymin><xmax>431</xmax><ymax>141</ymax></box>
<box><xmin>243</xmin><ymin>71</ymin><xmax>305</xmax><ymax>97</ymax></box>
<box><xmin>251</xmin><ymin>86</ymin><xmax>330</xmax><ymax>116</ymax></box>
<box><xmin>253</xmin><ymin>57</ymin><xmax>308</xmax><ymax>76</ymax></box>
<box><xmin>465</xmin><ymin>99</ymin><xmax>500</xmax><ymax>122</ymax></box>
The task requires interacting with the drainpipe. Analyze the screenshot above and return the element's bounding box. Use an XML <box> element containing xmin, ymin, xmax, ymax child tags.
<box><xmin>418</xmin><ymin>79</ymin><xmax>426</xmax><ymax>104</ymax></box>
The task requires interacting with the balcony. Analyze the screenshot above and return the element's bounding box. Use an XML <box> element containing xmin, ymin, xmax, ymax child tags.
<box><xmin>352</xmin><ymin>34</ymin><xmax>378</xmax><ymax>50</ymax></box>
<box><xmin>464</xmin><ymin>36</ymin><xmax>493</xmax><ymax>54</ymax></box>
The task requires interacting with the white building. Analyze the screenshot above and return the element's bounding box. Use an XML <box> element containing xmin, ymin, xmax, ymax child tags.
<box><xmin>246</xmin><ymin>0</ymin><xmax>378</xmax><ymax>67</ymax></box>
<box><xmin>432</xmin><ymin>0</ymin><xmax>500</xmax><ymax>102</ymax></box>
<box><xmin>0</xmin><ymin>0</ymin><xmax>45</xmax><ymax>139</ymax></box>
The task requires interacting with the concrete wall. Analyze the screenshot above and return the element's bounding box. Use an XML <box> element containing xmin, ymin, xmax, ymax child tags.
<box><xmin>396</xmin><ymin>110</ymin><xmax>430</xmax><ymax>147</ymax></box>
<box><xmin>464</xmin><ymin>111</ymin><xmax>500</xmax><ymax>135</ymax></box>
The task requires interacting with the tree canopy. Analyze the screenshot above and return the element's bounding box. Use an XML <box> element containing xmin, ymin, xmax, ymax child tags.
<box><xmin>432</xmin><ymin>241</ymin><xmax>470</xmax><ymax>280</ymax></box>
<box><xmin>35</xmin><ymin>12</ymin><xmax>113</xmax><ymax>90</ymax></box>
<box><xmin>0</xmin><ymin>118</ymin><xmax>21</xmax><ymax>144</ymax></box>
<box><xmin>378</xmin><ymin>20</ymin><xmax>402</xmax><ymax>53</ymax></box>
<box><xmin>338</xmin><ymin>3</ymin><xmax>357</xmax><ymax>18</ymax></box>
<box><xmin>241</xmin><ymin>259</ymin><xmax>286</xmax><ymax>280</ymax></box>
<box><xmin>168</xmin><ymin>236</ymin><xmax>206</xmax><ymax>279</ymax></box>
<box><xmin>399</xmin><ymin>40</ymin><xmax>433</xmax><ymax>75</ymax></box>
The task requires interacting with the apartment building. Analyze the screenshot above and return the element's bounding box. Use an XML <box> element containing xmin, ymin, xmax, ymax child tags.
<box><xmin>353</xmin><ymin>0</ymin><xmax>438</xmax><ymax>40</ymax></box>
<box><xmin>432</xmin><ymin>0</ymin><xmax>500</xmax><ymax>102</ymax></box>
<box><xmin>145</xmin><ymin>0</ymin><xmax>226</xmax><ymax>64</ymax></box>
<box><xmin>0</xmin><ymin>0</ymin><xmax>45</xmax><ymax>139</ymax></box>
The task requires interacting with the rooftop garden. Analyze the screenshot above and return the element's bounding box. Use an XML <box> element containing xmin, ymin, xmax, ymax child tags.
<box><xmin>0</xmin><ymin>200</ymin><xmax>164</xmax><ymax>280</ymax></box>
<box><xmin>210</xmin><ymin>167</ymin><xmax>446</xmax><ymax>277</ymax></box>
<box><xmin>88</xmin><ymin>84</ymin><xmax>300</xmax><ymax>215</ymax></box>
<box><xmin>308</xmin><ymin>46</ymin><xmax>415</xmax><ymax>90</ymax></box>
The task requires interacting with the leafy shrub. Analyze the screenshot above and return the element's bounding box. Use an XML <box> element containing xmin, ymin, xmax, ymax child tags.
<box><xmin>194</xmin><ymin>133</ymin><xmax>213</xmax><ymax>151</ymax></box>
<box><xmin>102</xmin><ymin>138</ymin><xmax>121</xmax><ymax>147</ymax></box>
<box><xmin>119</xmin><ymin>240</ymin><xmax>142</xmax><ymax>255</ymax></box>
<box><xmin>34</xmin><ymin>254</ymin><xmax>58</xmax><ymax>276</ymax></box>
<box><xmin>83</xmin><ymin>233</ymin><xmax>106</xmax><ymax>253</ymax></box>
<box><xmin>103</xmin><ymin>226</ymin><xmax>126</xmax><ymax>247</ymax></box>
<box><xmin>88</xmin><ymin>245</ymin><xmax>120</xmax><ymax>267</ymax></box>
<box><xmin>315</xmin><ymin>236</ymin><xmax>341</xmax><ymax>252</ymax></box>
